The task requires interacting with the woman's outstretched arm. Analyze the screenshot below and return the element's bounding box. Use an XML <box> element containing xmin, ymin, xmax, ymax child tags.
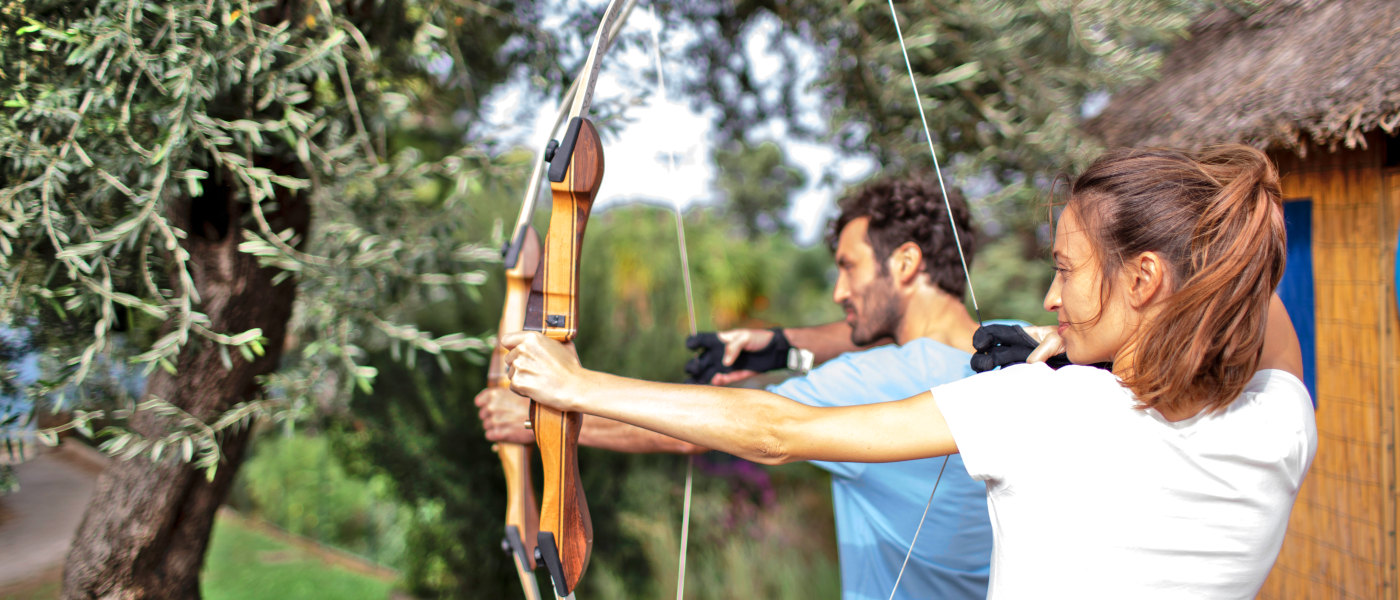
<box><xmin>502</xmin><ymin>331</ymin><xmax>957</xmax><ymax>465</ymax></box>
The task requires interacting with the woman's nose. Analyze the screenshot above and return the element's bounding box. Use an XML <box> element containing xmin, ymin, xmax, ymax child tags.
<box><xmin>1043</xmin><ymin>277</ymin><xmax>1062</xmax><ymax>313</ymax></box>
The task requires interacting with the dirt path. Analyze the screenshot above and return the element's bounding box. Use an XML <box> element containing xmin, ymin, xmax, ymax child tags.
<box><xmin>0</xmin><ymin>444</ymin><xmax>103</xmax><ymax>592</ymax></box>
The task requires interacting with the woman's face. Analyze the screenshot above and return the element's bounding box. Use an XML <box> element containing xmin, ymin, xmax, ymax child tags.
<box><xmin>1043</xmin><ymin>205</ymin><xmax>1139</xmax><ymax>365</ymax></box>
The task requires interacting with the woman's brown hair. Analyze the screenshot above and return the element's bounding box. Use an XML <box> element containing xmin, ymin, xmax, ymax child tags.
<box><xmin>1068</xmin><ymin>145</ymin><xmax>1286</xmax><ymax>414</ymax></box>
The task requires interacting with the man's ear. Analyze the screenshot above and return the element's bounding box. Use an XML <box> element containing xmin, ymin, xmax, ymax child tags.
<box><xmin>888</xmin><ymin>242</ymin><xmax>924</xmax><ymax>285</ymax></box>
<box><xmin>1125</xmin><ymin>251</ymin><xmax>1167</xmax><ymax>308</ymax></box>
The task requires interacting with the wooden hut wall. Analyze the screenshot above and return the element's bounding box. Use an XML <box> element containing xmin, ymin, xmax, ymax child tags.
<box><xmin>1391</xmin><ymin>145</ymin><xmax>1400</xmax><ymax>599</ymax></box>
<box><xmin>1259</xmin><ymin>131</ymin><xmax>1400</xmax><ymax>599</ymax></box>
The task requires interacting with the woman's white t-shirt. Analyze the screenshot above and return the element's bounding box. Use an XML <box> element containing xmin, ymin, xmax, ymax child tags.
<box><xmin>934</xmin><ymin>363</ymin><xmax>1317</xmax><ymax>599</ymax></box>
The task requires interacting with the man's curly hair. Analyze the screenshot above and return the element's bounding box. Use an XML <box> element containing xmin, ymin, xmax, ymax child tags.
<box><xmin>825</xmin><ymin>177</ymin><xmax>978</xmax><ymax>298</ymax></box>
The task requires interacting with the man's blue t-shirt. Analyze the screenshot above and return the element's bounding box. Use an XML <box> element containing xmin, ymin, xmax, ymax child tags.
<box><xmin>768</xmin><ymin>338</ymin><xmax>992</xmax><ymax>600</ymax></box>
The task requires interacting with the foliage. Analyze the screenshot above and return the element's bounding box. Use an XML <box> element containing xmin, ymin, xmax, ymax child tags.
<box><xmin>579</xmin><ymin>203</ymin><xmax>841</xmax><ymax>380</ymax></box>
<box><xmin>0</xmin><ymin>0</ymin><xmax>564</xmax><ymax>470</ymax></box>
<box><xmin>968</xmin><ymin>232</ymin><xmax>1056</xmax><ymax>324</ymax></box>
<box><xmin>329</xmin><ymin>339</ymin><xmax>511</xmax><ymax>599</ymax></box>
<box><xmin>228</xmin><ymin>431</ymin><xmax>408</xmax><ymax>568</ymax></box>
<box><xmin>201</xmin><ymin>512</ymin><xmax>397</xmax><ymax>600</ymax></box>
<box><xmin>587</xmin><ymin>461</ymin><xmax>840</xmax><ymax>600</ymax></box>
<box><xmin>712</xmin><ymin>140</ymin><xmax>808</xmax><ymax>239</ymax></box>
<box><xmin>670</xmin><ymin>0</ymin><xmax>1210</xmax><ymax>230</ymax></box>
<box><xmin>315</xmin><ymin>167</ymin><xmax>524</xmax><ymax>598</ymax></box>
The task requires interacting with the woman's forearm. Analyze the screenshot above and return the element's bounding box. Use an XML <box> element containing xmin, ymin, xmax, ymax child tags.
<box><xmin>569</xmin><ymin>369</ymin><xmax>957</xmax><ymax>465</ymax></box>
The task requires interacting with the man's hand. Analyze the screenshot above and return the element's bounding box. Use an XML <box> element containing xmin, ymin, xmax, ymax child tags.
<box><xmin>970</xmin><ymin>324</ymin><xmax>1068</xmax><ymax>372</ymax></box>
<box><xmin>684</xmin><ymin>328</ymin><xmax>790</xmax><ymax>385</ymax></box>
<box><xmin>474</xmin><ymin>387</ymin><xmax>534</xmax><ymax>444</ymax></box>
<box><xmin>502</xmin><ymin>331</ymin><xmax>584</xmax><ymax>411</ymax></box>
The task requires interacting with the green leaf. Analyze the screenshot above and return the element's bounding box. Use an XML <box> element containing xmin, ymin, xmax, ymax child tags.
<box><xmin>149</xmin><ymin>141</ymin><xmax>171</xmax><ymax>165</ymax></box>
<box><xmin>105</xmin><ymin>433</ymin><xmax>130</xmax><ymax>453</ymax></box>
<box><xmin>928</xmin><ymin>61</ymin><xmax>983</xmax><ymax>87</ymax></box>
<box><xmin>16</xmin><ymin>18</ymin><xmax>43</xmax><ymax>36</ymax></box>
<box><xmin>355</xmin><ymin>372</ymin><xmax>373</xmax><ymax>394</ymax></box>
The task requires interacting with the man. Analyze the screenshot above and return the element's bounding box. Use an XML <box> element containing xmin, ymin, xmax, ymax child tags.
<box><xmin>478</xmin><ymin>177</ymin><xmax>995</xmax><ymax>599</ymax></box>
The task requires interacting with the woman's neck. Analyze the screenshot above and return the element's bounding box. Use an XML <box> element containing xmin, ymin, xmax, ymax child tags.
<box><xmin>1113</xmin><ymin>337</ymin><xmax>1207</xmax><ymax>423</ymax></box>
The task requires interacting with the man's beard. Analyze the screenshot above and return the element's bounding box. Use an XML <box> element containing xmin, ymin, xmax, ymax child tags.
<box><xmin>846</xmin><ymin>277</ymin><xmax>901</xmax><ymax>346</ymax></box>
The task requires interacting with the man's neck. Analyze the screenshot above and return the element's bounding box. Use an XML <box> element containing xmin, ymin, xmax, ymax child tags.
<box><xmin>894</xmin><ymin>288</ymin><xmax>980</xmax><ymax>354</ymax></box>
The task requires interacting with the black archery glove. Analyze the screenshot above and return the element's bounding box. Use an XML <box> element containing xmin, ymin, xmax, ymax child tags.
<box><xmin>684</xmin><ymin>328</ymin><xmax>793</xmax><ymax>384</ymax></box>
<box><xmin>970</xmin><ymin>324</ymin><xmax>1073</xmax><ymax>373</ymax></box>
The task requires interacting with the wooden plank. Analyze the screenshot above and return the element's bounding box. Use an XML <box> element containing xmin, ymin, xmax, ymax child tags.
<box><xmin>1381</xmin><ymin>137</ymin><xmax>1399</xmax><ymax>600</ymax></box>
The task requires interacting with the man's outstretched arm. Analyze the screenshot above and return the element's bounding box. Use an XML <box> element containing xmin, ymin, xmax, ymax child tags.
<box><xmin>696</xmin><ymin>321</ymin><xmax>890</xmax><ymax>385</ymax></box>
<box><xmin>476</xmin><ymin>386</ymin><xmax>707</xmax><ymax>455</ymax></box>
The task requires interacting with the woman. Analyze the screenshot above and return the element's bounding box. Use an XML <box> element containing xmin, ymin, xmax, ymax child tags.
<box><xmin>504</xmin><ymin>145</ymin><xmax>1317</xmax><ymax>598</ymax></box>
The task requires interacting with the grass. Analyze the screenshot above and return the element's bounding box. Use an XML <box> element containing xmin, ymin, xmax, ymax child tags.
<box><xmin>0</xmin><ymin>567</ymin><xmax>60</xmax><ymax>600</ymax></box>
<box><xmin>203</xmin><ymin>512</ymin><xmax>398</xmax><ymax>600</ymax></box>
<box><xmin>0</xmin><ymin>512</ymin><xmax>397</xmax><ymax>600</ymax></box>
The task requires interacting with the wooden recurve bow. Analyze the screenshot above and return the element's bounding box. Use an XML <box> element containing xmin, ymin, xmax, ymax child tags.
<box><xmin>522</xmin><ymin>1</ymin><xmax>627</xmax><ymax>598</ymax></box>
<box><xmin>492</xmin><ymin>224</ymin><xmax>543</xmax><ymax>600</ymax></box>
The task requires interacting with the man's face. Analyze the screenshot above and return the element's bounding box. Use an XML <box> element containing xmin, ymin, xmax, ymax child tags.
<box><xmin>832</xmin><ymin>217</ymin><xmax>902</xmax><ymax>346</ymax></box>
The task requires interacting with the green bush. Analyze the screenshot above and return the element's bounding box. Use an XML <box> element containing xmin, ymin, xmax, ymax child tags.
<box><xmin>584</xmin><ymin>459</ymin><xmax>840</xmax><ymax>600</ymax></box>
<box><xmin>230</xmin><ymin>432</ymin><xmax>408</xmax><ymax>569</ymax></box>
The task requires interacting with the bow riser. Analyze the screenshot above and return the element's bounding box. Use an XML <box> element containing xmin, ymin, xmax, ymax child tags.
<box><xmin>525</xmin><ymin>116</ymin><xmax>602</xmax><ymax>598</ymax></box>
<box><xmin>529</xmin><ymin>398</ymin><xmax>591</xmax><ymax>599</ymax></box>
<box><xmin>526</xmin><ymin>118</ymin><xmax>603</xmax><ymax>339</ymax></box>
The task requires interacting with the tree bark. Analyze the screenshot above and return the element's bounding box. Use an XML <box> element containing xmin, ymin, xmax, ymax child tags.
<box><xmin>61</xmin><ymin>177</ymin><xmax>309</xmax><ymax>599</ymax></box>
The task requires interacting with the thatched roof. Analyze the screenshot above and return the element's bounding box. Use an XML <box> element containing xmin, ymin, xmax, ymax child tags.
<box><xmin>1084</xmin><ymin>0</ymin><xmax>1400</xmax><ymax>154</ymax></box>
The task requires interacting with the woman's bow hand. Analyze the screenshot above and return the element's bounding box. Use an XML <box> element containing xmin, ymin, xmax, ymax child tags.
<box><xmin>970</xmin><ymin>324</ymin><xmax>1068</xmax><ymax>372</ymax></box>
<box><xmin>502</xmin><ymin>331</ymin><xmax>584</xmax><ymax>411</ymax></box>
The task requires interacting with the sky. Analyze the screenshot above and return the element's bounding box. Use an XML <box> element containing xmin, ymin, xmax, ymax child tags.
<box><xmin>482</xmin><ymin>8</ymin><xmax>877</xmax><ymax>245</ymax></box>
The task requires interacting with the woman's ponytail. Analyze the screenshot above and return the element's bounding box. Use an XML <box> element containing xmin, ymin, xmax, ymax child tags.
<box><xmin>1069</xmin><ymin>145</ymin><xmax>1286</xmax><ymax>414</ymax></box>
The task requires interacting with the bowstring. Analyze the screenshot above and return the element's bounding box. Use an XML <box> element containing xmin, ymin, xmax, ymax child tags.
<box><xmin>884</xmin><ymin>1</ymin><xmax>980</xmax><ymax>324</ymax></box>
<box><xmin>883</xmin><ymin>2</ymin><xmax>983</xmax><ymax>599</ymax></box>
<box><xmin>646</xmin><ymin>5</ymin><xmax>697</xmax><ymax>599</ymax></box>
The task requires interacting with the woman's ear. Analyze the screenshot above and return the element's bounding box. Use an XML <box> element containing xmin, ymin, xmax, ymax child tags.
<box><xmin>1126</xmin><ymin>251</ymin><xmax>1168</xmax><ymax>308</ymax></box>
<box><xmin>888</xmin><ymin>242</ymin><xmax>924</xmax><ymax>285</ymax></box>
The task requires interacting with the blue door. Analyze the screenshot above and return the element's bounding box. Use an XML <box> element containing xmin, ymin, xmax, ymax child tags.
<box><xmin>1279</xmin><ymin>200</ymin><xmax>1317</xmax><ymax>405</ymax></box>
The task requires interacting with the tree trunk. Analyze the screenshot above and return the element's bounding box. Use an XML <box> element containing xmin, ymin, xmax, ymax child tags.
<box><xmin>61</xmin><ymin>178</ymin><xmax>308</xmax><ymax>599</ymax></box>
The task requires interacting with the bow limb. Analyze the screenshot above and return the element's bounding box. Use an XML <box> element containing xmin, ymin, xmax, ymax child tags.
<box><xmin>492</xmin><ymin>226</ymin><xmax>543</xmax><ymax>600</ymax></box>
<box><xmin>522</xmin><ymin>1</ymin><xmax>629</xmax><ymax>597</ymax></box>
<box><xmin>505</xmin><ymin>0</ymin><xmax>639</xmax><ymax>264</ymax></box>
